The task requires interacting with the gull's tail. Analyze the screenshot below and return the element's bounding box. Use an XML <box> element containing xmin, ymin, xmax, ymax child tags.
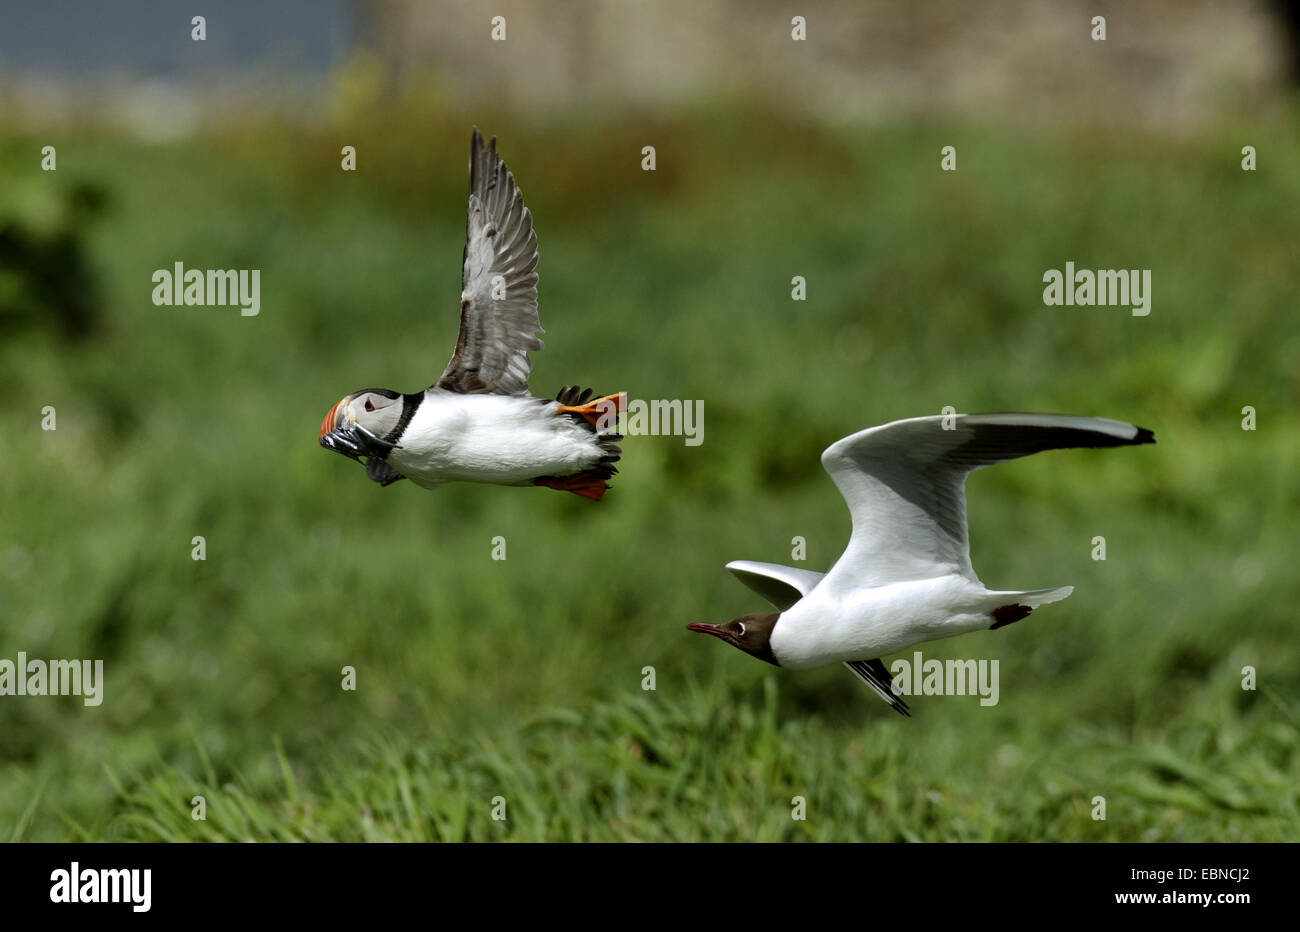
<box><xmin>1012</xmin><ymin>585</ymin><xmax>1074</xmax><ymax>607</ymax></box>
<box><xmin>984</xmin><ymin>586</ymin><xmax>1074</xmax><ymax>630</ymax></box>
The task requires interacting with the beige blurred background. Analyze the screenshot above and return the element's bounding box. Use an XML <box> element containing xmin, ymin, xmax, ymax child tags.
<box><xmin>1</xmin><ymin>0</ymin><xmax>1294</xmax><ymax>131</ymax></box>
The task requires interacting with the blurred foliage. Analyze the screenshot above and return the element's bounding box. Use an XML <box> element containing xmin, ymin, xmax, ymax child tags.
<box><xmin>0</xmin><ymin>179</ymin><xmax>107</xmax><ymax>339</ymax></box>
<box><xmin>0</xmin><ymin>102</ymin><xmax>1297</xmax><ymax>840</ymax></box>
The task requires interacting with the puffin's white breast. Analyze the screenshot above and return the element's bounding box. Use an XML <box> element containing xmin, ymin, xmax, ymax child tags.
<box><xmin>389</xmin><ymin>392</ymin><xmax>600</xmax><ymax>488</ymax></box>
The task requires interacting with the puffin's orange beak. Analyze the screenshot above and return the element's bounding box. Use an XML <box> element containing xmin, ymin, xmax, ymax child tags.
<box><xmin>319</xmin><ymin>397</ymin><xmax>346</xmax><ymax>439</ymax></box>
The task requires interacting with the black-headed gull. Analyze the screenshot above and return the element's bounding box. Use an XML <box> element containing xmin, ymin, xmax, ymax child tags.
<box><xmin>319</xmin><ymin>129</ymin><xmax>625</xmax><ymax>500</ymax></box>
<box><xmin>688</xmin><ymin>413</ymin><xmax>1155</xmax><ymax>714</ymax></box>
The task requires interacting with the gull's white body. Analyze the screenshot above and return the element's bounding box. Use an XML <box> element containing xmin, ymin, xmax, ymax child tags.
<box><xmin>770</xmin><ymin>573</ymin><xmax>1073</xmax><ymax>668</ymax></box>
<box><xmin>387</xmin><ymin>390</ymin><xmax>608</xmax><ymax>489</ymax></box>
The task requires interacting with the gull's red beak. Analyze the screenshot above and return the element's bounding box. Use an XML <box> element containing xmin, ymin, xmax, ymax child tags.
<box><xmin>686</xmin><ymin>622</ymin><xmax>730</xmax><ymax>643</ymax></box>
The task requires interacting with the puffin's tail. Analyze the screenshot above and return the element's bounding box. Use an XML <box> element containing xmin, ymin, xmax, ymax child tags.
<box><xmin>555</xmin><ymin>386</ymin><xmax>626</xmax><ymax>431</ymax></box>
<box><xmin>555</xmin><ymin>385</ymin><xmax>623</xmax><ymax>477</ymax></box>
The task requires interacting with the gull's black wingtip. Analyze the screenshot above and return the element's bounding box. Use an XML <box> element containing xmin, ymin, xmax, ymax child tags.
<box><xmin>1134</xmin><ymin>426</ymin><xmax>1156</xmax><ymax>445</ymax></box>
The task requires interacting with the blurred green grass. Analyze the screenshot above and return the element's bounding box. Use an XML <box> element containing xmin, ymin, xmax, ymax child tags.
<box><xmin>1</xmin><ymin>105</ymin><xmax>1297</xmax><ymax>840</ymax></box>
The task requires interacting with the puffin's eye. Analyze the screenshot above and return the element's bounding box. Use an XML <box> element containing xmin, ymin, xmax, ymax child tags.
<box><xmin>736</xmin><ymin>622</ymin><xmax>747</xmax><ymax>636</ymax></box>
<box><xmin>364</xmin><ymin>399</ymin><xmax>375</xmax><ymax>412</ymax></box>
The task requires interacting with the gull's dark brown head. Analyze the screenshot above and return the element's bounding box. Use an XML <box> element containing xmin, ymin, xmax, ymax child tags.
<box><xmin>687</xmin><ymin>612</ymin><xmax>781</xmax><ymax>666</ymax></box>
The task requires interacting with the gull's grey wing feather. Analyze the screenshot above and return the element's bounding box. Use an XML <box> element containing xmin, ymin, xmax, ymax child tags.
<box><xmin>844</xmin><ymin>659</ymin><xmax>911</xmax><ymax>716</ymax></box>
<box><xmin>726</xmin><ymin>560</ymin><xmax>825</xmax><ymax>611</ymax></box>
<box><xmin>820</xmin><ymin>414</ymin><xmax>1154</xmax><ymax>587</ymax></box>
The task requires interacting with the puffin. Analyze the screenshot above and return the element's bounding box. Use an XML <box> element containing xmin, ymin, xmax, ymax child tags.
<box><xmin>687</xmin><ymin>413</ymin><xmax>1155</xmax><ymax>714</ymax></box>
<box><xmin>318</xmin><ymin>129</ymin><xmax>625</xmax><ymax>500</ymax></box>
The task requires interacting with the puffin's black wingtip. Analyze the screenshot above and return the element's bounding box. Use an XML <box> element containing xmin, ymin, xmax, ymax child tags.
<box><xmin>1134</xmin><ymin>426</ymin><xmax>1156</xmax><ymax>445</ymax></box>
<box><xmin>470</xmin><ymin>127</ymin><xmax>498</xmax><ymax>160</ymax></box>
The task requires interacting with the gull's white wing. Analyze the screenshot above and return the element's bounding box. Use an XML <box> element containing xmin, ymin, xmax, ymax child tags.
<box><xmin>726</xmin><ymin>560</ymin><xmax>825</xmax><ymax>611</ymax></box>
<box><xmin>436</xmin><ymin>129</ymin><xmax>542</xmax><ymax>396</ymax></box>
<box><xmin>820</xmin><ymin>413</ymin><xmax>1154</xmax><ymax>587</ymax></box>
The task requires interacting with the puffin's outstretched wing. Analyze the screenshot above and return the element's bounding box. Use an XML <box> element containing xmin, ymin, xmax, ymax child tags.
<box><xmin>436</xmin><ymin>129</ymin><xmax>542</xmax><ymax>395</ymax></box>
<box><xmin>820</xmin><ymin>413</ymin><xmax>1155</xmax><ymax>588</ymax></box>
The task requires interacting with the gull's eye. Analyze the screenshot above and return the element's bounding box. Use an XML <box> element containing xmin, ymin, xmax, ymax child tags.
<box><xmin>736</xmin><ymin>622</ymin><xmax>747</xmax><ymax>636</ymax></box>
<box><xmin>364</xmin><ymin>399</ymin><xmax>375</xmax><ymax>412</ymax></box>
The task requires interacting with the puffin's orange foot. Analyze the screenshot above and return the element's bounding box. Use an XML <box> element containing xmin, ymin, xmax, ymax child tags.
<box><xmin>989</xmin><ymin>603</ymin><xmax>1032</xmax><ymax>630</ymax></box>
<box><xmin>534</xmin><ymin>472</ymin><xmax>609</xmax><ymax>501</ymax></box>
<box><xmin>556</xmin><ymin>392</ymin><xmax>626</xmax><ymax>430</ymax></box>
